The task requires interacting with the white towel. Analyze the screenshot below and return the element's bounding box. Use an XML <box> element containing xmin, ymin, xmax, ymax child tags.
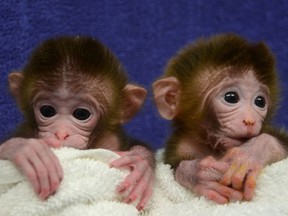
<box><xmin>0</xmin><ymin>148</ymin><xmax>137</xmax><ymax>216</ymax></box>
<box><xmin>1</xmin><ymin>148</ymin><xmax>288</xmax><ymax>216</ymax></box>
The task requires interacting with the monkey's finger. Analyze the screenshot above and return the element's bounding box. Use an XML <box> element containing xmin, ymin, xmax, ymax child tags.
<box><xmin>39</xmin><ymin>154</ymin><xmax>62</xmax><ymax>192</ymax></box>
<box><xmin>44</xmin><ymin>144</ymin><xmax>63</xmax><ymax>181</ymax></box>
<box><xmin>136</xmin><ymin>188</ymin><xmax>153</xmax><ymax>211</ymax></box>
<box><xmin>210</xmin><ymin>182</ymin><xmax>243</xmax><ymax>202</ymax></box>
<box><xmin>231</xmin><ymin>163</ymin><xmax>249</xmax><ymax>190</ymax></box>
<box><xmin>27</xmin><ymin>143</ymin><xmax>55</xmax><ymax>199</ymax></box>
<box><xmin>243</xmin><ymin>169</ymin><xmax>259</xmax><ymax>201</ymax></box>
<box><xmin>13</xmin><ymin>153</ymin><xmax>41</xmax><ymax>195</ymax></box>
<box><xmin>220</xmin><ymin>162</ymin><xmax>240</xmax><ymax>186</ymax></box>
<box><xmin>110</xmin><ymin>154</ymin><xmax>143</xmax><ymax>168</ymax></box>
<box><xmin>41</xmin><ymin>139</ymin><xmax>64</xmax><ymax>180</ymax></box>
<box><xmin>13</xmin><ymin>143</ymin><xmax>50</xmax><ymax>200</ymax></box>
<box><xmin>29</xmin><ymin>156</ymin><xmax>51</xmax><ymax>200</ymax></box>
<box><xmin>200</xmin><ymin>188</ymin><xmax>229</xmax><ymax>204</ymax></box>
<box><xmin>35</xmin><ymin>143</ymin><xmax>63</xmax><ymax>198</ymax></box>
<box><xmin>44</xmin><ymin>137</ymin><xmax>62</xmax><ymax>148</ymax></box>
<box><xmin>123</xmin><ymin>167</ymin><xmax>152</xmax><ymax>205</ymax></box>
<box><xmin>136</xmin><ymin>175</ymin><xmax>154</xmax><ymax>211</ymax></box>
<box><xmin>117</xmin><ymin>161</ymin><xmax>148</xmax><ymax>194</ymax></box>
<box><xmin>113</xmin><ymin>151</ymin><xmax>126</xmax><ymax>156</ymax></box>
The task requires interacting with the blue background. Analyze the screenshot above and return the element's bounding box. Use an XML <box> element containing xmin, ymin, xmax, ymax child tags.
<box><xmin>0</xmin><ymin>0</ymin><xmax>287</xmax><ymax>150</ymax></box>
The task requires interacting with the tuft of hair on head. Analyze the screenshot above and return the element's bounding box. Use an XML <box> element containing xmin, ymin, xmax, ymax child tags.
<box><xmin>163</xmin><ymin>33</ymin><xmax>279</xmax><ymax>124</ymax></box>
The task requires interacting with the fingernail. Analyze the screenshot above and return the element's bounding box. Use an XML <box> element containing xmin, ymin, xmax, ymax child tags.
<box><xmin>137</xmin><ymin>206</ymin><xmax>143</xmax><ymax>211</ymax></box>
<box><xmin>118</xmin><ymin>186</ymin><xmax>126</xmax><ymax>193</ymax></box>
<box><xmin>124</xmin><ymin>198</ymin><xmax>132</xmax><ymax>204</ymax></box>
<box><xmin>39</xmin><ymin>194</ymin><xmax>47</xmax><ymax>201</ymax></box>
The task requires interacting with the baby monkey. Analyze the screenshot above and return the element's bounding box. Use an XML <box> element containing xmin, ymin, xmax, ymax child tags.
<box><xmin>0</xmin><ymin>36</ymin><xmax>154</xmax><ymax>211</ymax></box>
<box><xmin>153</xmin><ymin>34</ymin><xmax>288</xmax><ymax>204</ymax></box>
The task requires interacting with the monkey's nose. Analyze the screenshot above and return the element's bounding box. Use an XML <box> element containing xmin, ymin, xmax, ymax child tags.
<box><xmin>55</xmin><ymin>131</ymin><xmax>69</xmax><ymax>141</ymax></box>
<box><xmin>243</xmin><ymin>119</ymin><xmax>255</xmax><ymax>126</ymax></box>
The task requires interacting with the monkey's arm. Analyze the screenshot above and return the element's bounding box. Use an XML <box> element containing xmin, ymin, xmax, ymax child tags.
<box><xmin>0</xmin><ymin>137</ymin><xmax>63</xmax><ymax>200</ymax></box>
<box><xmin>109</xmin><ymin>139</ymin><xmax>155</xmax><ymax>211</ymax></box>
<box><xmin>220</xmin><ymin>131</ymin><xmax>288</xmax><ymax>200</ymax></box>
<box><xmin>262</xmin><ymin>126</ymin><xmax>288</xmax><ymax>154</ymax></box>
<box><xmin>166</xmin><ymin>138</ymin><xmax>243</xmax><ymax>204</ymax></box>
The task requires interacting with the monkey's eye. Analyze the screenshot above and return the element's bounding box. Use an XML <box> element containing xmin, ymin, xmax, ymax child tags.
<box><xmin>255</xmin><ymin>96</ymin><xmax>266</xmax><ymax>108</ymax></box>
<box><xmin>224</xmin><ymin>91</ymin><xmax>239</xmax><ymax>104</ymax></box>
<box><xmin>40</xmin><ymin>105</ymin><xmax>56</xmax><ymax>118</ymax></box>
<box><xmin>73</xmin><ymin>108</ymin><xmax>92</xmax><ymax>120</ymax></box>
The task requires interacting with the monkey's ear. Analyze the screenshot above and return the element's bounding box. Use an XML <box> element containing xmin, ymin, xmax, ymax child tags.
<box><xmin>121</xmin><ymin>84</ymin><xmax>147</xmax><ymax>123</ymax></box>
<box><xmin>152</xmin><ymin>77</ymin><xmax>180</xmax><ymax>120</ymax></box>
<box><xmin>8</xmin><ymin>72</ymin><xmax>23</xmax><ymax>101</ymax></box>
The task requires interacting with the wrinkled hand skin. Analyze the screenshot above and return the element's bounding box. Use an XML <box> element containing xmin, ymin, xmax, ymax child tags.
<box><xmin>109</xmin><ymin>145</ymin><xmax>155</xmax><ymax>211</ymax></box>
<box><xmin>175</xmin><ymin>156</ymin><xmax>243</xmax><ymax>204</ymax></box>
<box><xmin>175</xmin><ymin>134</ymin><xmax>287</xmax><ymax>204</ymax></box>
<box><xmin>220</xmin><ymin>147</ymin><xmax>262</xmax><ymax>201</ymax></box>
<box><xmin>0</xmin><ymin>137</ymin><xmax>63</xmax><ymax>200</ymax></box>
<box><xmin>220</xmin><ymin>133</ymin><xmax>287</xmax><ymax>201</ymax></box>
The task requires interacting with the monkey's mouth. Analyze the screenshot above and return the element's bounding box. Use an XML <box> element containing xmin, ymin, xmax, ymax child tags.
<box><xmin>246</xmin><ymin>126</ymin><xmax>256</xmax><ymax>138</ymax></box>
<box><xmin>231</xmin><ymin>127</ymin><xmax>260</xmax><ymax>140</ymax></box>
<box><xmin>231</xmin><ymin>133</ymin><xmax>258</xmax><ymax>142</ymax></box>
<box><xmin>235</xmin><ymin>137</ymin><xmax>250</xmax><ymax>142</ymax></box>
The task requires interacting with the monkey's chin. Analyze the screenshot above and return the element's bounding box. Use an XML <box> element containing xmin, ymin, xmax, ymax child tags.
<box><xmin>229</xmin><ymin>134</ymin><xmax>258</xmax><ymax>142</ymax></box>
<box><xmin>230</xmin><ymin>128</ymin><xmax>260</xmax><ymax>140</ymax></box>
<box><xmin>215</xmin><ymin>137</ymin><xmax>243</xmax><ymax>150</ymax></box>
<box><xmin>218</xmin><ymin>133</ymin><xmax>259</xmax><ymax>150</ymax></box>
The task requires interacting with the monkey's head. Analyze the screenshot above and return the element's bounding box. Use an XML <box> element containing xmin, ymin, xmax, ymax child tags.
<box><xmin>9</xmin><ymin>36</ymin><xmax>147</xmax><ymax>149</ymax></box>
<box><xmin>153</xmin><ymin>33</ymin><xmax>279</xmax><ymax>140</ymax></box>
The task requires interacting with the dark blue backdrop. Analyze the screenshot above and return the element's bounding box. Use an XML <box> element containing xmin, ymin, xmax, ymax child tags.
<box><xmin>1</xmin><ymin>0</ymin><xmax>288</xmax><ymax>150</ymax></box>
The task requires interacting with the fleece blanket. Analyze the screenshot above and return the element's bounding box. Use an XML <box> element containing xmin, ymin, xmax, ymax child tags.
<box><xmin>0</xmin><ymin>148</ymin><xmax>288</xmax><ymax>216</ymax></box>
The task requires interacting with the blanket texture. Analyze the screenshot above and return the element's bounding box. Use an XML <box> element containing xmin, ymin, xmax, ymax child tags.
<box><xmin>0</xmin><ymin>148</ymin><xmax>288</xmax><ymax>216</ymax></box>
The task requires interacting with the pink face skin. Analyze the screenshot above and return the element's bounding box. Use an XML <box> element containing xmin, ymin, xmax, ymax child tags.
<box><xmin>211</xmin><ymin>72</ymin><xmax>269</xmax><ymax>142</ymax></box>
<box><xmin>33</xmin><ymin>88</ymin><xmax>101</xmax><ymax>149</ymax></box>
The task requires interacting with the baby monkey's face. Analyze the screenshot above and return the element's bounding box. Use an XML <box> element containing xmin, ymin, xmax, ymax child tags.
<box><xmin>33</xmin><ymin>87</ymin><xmax>101</xmax><ymax>149</ymax></box>
<box><xmin>211</xmin><ymin>72</ymin><xmax>269</xmax><ymax>140</ymax></box>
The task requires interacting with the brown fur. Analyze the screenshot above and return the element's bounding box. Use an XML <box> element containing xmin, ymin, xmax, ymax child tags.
<box><xmin>10</xmin><ymin>36</ymin><xmax>142</xmax><ymax>150</ymax></box>
<box><xmin>156</xmin><ymin>33</ymin><xmax>287</xmax><ymax>168</ymax></box>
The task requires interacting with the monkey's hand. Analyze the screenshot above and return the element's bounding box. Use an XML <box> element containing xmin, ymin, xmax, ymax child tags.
<box><xmin>220</xmin><ymin>133</ymin><xmax>287</xmax><ymax>201</ymax></box>
<box><xmin>220</xmin><ymin>146</ymin><xmax>262</xmax><ymax>201</ymax></box>
<box><xmin>110</xmin><ymin>145</ymin><xmax>155</xmax><ymax>211</ymax></box>
<box><xmin>0</xmin><ymin>137</ymin><xmax>63</xmax><ymax>200</ymax></box>
<box><xmin>175</xmin><ymin>156</ymin><xmax>243</xmax><ymax>204</ymax></box>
